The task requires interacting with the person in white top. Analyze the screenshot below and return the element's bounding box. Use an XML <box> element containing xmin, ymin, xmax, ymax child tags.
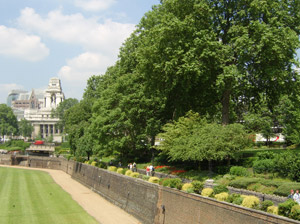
<box><xmin>293</xmin><ymin>190</ymin><xmax>300</xmax><ymax>204</ymax></box>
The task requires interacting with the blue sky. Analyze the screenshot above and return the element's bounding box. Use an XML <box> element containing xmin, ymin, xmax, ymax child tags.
<box><xmin>0</xmin><ymin>0</ymin><xmax>160</xmax><ymax>103</ymax></box>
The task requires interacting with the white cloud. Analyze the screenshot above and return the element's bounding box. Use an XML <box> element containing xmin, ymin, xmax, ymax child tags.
<box><xmin>16</xmin><ymin>7</ymin><xmax>136</xmax><ymax>100</ymax></box>
<box><xmin>0</xmin><ymin>25</ymin><xmax>49</xmax><ymax>61</ymax></box>
<box><xmin>58</xmin><ymin>52</ymin><xmax>113</xmax><ymax>99</ymax></box>
<box><xmin>17</xmin><ymin>8</ymin><xmax>135</xmax><ymax>56</ymax></box>
<box><xmin>75</xmin><ymin>0</ymin><xmax>116</xmax><ymax>11</ymax></box>
<box><xmin>0</xmin><ymin>83</ymin><xmax>25</xmax><ymax>104</ymax></box>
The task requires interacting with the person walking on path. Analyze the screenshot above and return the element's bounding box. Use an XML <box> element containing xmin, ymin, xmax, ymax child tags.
<box><xmin>133</xmin><ymin>162</ymin><xmax>137</xmax><ymax>172</ymax></box>
<box><xmin>149</xmin><ymin>165</ymin><xmax>154</xmax><ymax>176</ymax></box>
<box><xmin>293</xmin><ymin>190</ymin><xmax>300</xmax><ymax>204</ymax></box>
<box><xmin>146</xmin><ymin>166</ymin><xmax>150</xmax><ymax>176</ymax></box>
<box><xmin>288</xmin><ymin>189</ymin><xmax>294</xmax><ymax>199</ymax></box>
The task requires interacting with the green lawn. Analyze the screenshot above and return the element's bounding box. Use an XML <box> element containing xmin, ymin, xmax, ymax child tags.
<box><xmin>0</xmin><ymin>167</ymin><xmax>98</xmax><ymax>224</ymax></box>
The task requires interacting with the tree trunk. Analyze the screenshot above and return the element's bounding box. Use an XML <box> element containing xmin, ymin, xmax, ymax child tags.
<box><xmin>221</xmin><ymin>88</ymin><xmax>231</xmax><ymax>125</ymax></box>
<box><xmin>208</xmin><ymin>160</ymin><xmax>213</xmax><ymax>175</ymax></box>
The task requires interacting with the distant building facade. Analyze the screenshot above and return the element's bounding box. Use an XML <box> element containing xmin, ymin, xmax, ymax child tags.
<box><xmin>7</xmin><ymin>77</ymin><xmax>65</xmax><ymax>142</ymax></box>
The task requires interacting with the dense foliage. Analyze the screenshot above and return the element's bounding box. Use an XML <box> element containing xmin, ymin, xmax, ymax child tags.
<box><xmin>0</xmin><ymin>104</ymin><xmax>18</xmax><ymax>139</ymax></box>
<box><xmin>58</xmin><ymin>0</ymin><xmax>300</xmax><ymax>164</ymax></box>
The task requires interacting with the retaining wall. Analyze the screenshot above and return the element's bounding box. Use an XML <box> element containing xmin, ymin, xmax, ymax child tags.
<box><xmin>0</xmin><ymin>155</ymin><xmax>299</xmax><ymax>224</ymax></box>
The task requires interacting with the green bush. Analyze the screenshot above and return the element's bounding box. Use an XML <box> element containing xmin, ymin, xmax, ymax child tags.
<box><xmin>91</xmin><ymin>161</ymin><xmax>97</xmax><ymax>166</ymax></box>
<box><xmin>108</xmin><ymin>166</ymin><xmax>117</xmax><ymax>172</ymax></box>
<box><xmin>257</xmin><ymin>151</ymin><xmax>275</xmax><ymax>160</ymax></box>
<box><xmin>117</xmin><ymin>168</ymin><xmax>123</xmax><ymax>174</ymax></box>
<box><xmin>182</xmin><ymin>183</ymin><xmax>194</xmax><ymax>192</ymax></box>
<box><xmin>273</xmin><ymin>183</ymin><xmax>300</xmax><ymax>197</ymax></box>
<box><xmin>253</xmin><ymin>159</ymin><xmax>274</xmax><ymax>173</ymax></box>
<box><xmin>290</xmin><ymin>205</ymin><xmax>300</xmax><ymax>220</ymax></box>
<box><xmin>142</xmin><ymin>175</ymin><xmax>150</xmax><ymax>181</ymax></box>
<box><xmin>242</xmin><ymin>157</ymin><xmax>257</xmax><ymax>168</ymax></box>
<box><xmin>267</xmin><ymin>206</ymin><xmax>278</xmax><ymax>215</ymax></box>
<box><xmin>201</xmin><ymin>188</ymin><xmax>214</xmax><ymax>197</ymax></box>
<box><xmin>162</xmin><ymin>178</ymin><xmax>182</xmax><ymax>189</ymax></box>
<box><xmin>214</xmin><ymin>192</ymin><xmax>229</xmax><ymax>201</ymax></box>
<box><xmin>191</xmin><ymin>181</ymin><xmax>204</xmax><ymax>194</ymax></box>
<box><xmin>260</xmin><ymin>200</ymin><xmax>274</xmax><ymax>212</ymax></box>
<box><xmin>229</xmin><ymin>178</ymin><xmax>259</xmax><ymax>189</ymax></box>
<box><xmin>278</xmin><ymin>199</ymin><xmax>298</xmax><ymax>217</ymax></box>
<box><xmin>229</xmin><ymin>166</ymin><xmax>250</xmax><ymax>177</ymax></box>
<box><xmin>232</xmin><ymin>196</ymin><xmax>244</xmax><ymax>205</ymax></box>
<box><xmin>223</xmin><ymin>174</ymin><xmax>235</xmax><ymax>180</ymax></box>
<box><xmin>130</xmin><ymin>172</ymin><xmax>140</xmax><ymax>178</ymax></box>
<box><xmin>97</xmin><ymin>162</ymin><xmax>107</xmax><ymax>169</ymax></box>
<box><xmin>213</xmin><ymin>185</ymin><xmax>229</xmax><ymax>195</ymax></box>
<box><xmin>125</xmin><ymin>170</ymin><xmax>133</xmax><ymax>176</ymax></box>
<box><xmin>148</xmin><ymin>177</ymin><xmax>160</xmax><ymax>184</ymax></box>
<box><xmin>226</xmin><ymin>193</ymin><xmax>241</xmax><ymax>203</ymax></box>
<box><xmin>242</xmin><ymin>196</ymin><xmax>260</xmax><ymax>209</ymax></box>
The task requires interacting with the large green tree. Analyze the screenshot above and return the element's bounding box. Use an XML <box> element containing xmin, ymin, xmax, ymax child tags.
<box><xmin>52</xmin><ymin>98</ymin><xmax>79</xmax><ymax>131</ymax></box>
<box><xmin>136</xmin><ymin>0</ymin><xmax>300</xmax><ymax>124</ymax></box>
<box><xmin>0</xmin><ymin>104</ymin><xmax>18</xmax><ymax>140</ymax></box>
<box><xmin>18</xmin><ymin>119</ymin><xmax>33</xmax><ymax>139</ymax></box>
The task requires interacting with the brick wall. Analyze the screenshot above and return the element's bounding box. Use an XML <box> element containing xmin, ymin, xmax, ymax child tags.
<box><xmin>1</xmin><ymin>155</ymin><xmax>300</xmax><ymax>224</ymax></box>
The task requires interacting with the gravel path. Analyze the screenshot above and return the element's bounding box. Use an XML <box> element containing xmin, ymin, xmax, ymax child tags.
<box><xmin>0</xmin><ymin>165</ymin><xmax>141</xmax><ymax>224</ymax></box>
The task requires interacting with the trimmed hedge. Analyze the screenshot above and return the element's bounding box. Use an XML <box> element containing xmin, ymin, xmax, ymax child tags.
<box><xmin>273</xmin><ymin>183</ymin><xmax>300</xmax><ymax>197</ymax></box>
<box><xmin>229</xmin><ymin>177</ymin><xmax>259</xmax><ymax>189</ymax></box>
<box><xmin>229</xmin><ymin>166</ymin><xmax>250</xmax><ymax>176</ymax></box>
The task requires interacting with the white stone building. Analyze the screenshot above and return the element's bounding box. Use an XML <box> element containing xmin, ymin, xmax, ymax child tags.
<box><xmin>9</xmin><ymin>77</ymin><xmax>65</xmax><ymax>142</ymax></box>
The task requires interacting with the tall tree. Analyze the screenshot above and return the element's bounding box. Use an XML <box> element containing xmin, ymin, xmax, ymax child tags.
<box><xmin>52</xmin><ymin>98</ymin><xmax>79</xmax><ymax>131</ymax></box>
<box><xmin>18</xmin><ymin>119</ymin><xmax>33</xmax><ymax>139</ymax></box>
<box><xmin>136</xmin><ymin>0</ymin><xmax>300</xmax><ymax>124</ymax></box>
<box><xmin>0</xmin><ymin>104</ymin><xmax>18</xmax><ymax>139</ymax></box>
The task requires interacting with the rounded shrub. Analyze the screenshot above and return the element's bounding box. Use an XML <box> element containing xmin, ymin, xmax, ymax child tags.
<box><xmin>91</xmin><ymin>161</ymin><xmax>97</xmax><ymax>166</ymax></box>
<box><xmin>182</xmin><ymin>183</ymin><xmax>194</xmax><ymax>192</ymax></box>
<box><xmin>191</xmin><ymin>181</ymin><xmax>204</xmax><ymax>194</ymax></box>
<box><xmin>242</xmin><ymin>196</ymin><xmax>260</xmax><ymax>209</ymax></box>
<box><xmin>161</xmin><ymin>178</ymin><xmax>182</xmax><ymax>189</ymax></box>
<box><xmin>260</xmin><ymin>200</ymin><xmax>274</xmax><ymax>212</ymax></box>
<box><xmin>97</xmin><ymin>162</ymin><xmax>107</xmax><ymax>169</ymax></box>
<box><xmin>229</xmin><ymin>166</ymin><xmax>249</xmax><ymax>177</ymax></box>
<box><xmin>142</xmin><ymin>175</ymin><xmax>150</xmax><ymax>181</ymax></box>
<box><xmin>213</xmin><ymin>185</ymin><xmax>229</xmax><ymax>195</ymax></box>
<box><xmin>267</xmin><ymin>206</ymin><xmax>278</xmax><ymax>215</ymax></box>
<box><xmin>214</xmin><ymin>192</ymin><xmax>229</xmax><ymax>201</ymax></box>
<box><xmin>226</xmin><ymin>193</ymin><xmax>241</xmax><ymax>203</ymax></box>
<box><xmin>108</xmin><ymin>166</ymin><xmax>117</xmax><ymax>172</ymax></box>
<box><xmin>290</xmin><ymin>205</ymin><xmax>300</xmax><ymax>220</ymax></box>
<box><xmin>125</xmin><ymin>170</ymin><xmax>133</xmax><ymax>176</ymax></box>
<box><xmin>278</xmin><ymin>199</ymin><xmax>298</xmax><ymax>217</ymax></box>
<box><xmin>201</xmin><ymin>188</ymin><xmax>214</xmax><ymax>197</ymax></box>
<box><xmin>232</xmin><ymin>196</ymin><xmax>244</xmax><ymax>205</ymax></box>
<box><xmin>130</xmin><ymin>172</ymin><xmax>140</xmax><ymax>178</ymax></box>
<box><xmin>253</xmin><ymin>159</ymin><xmax>274</xmax><ymax>174</ymax></box>
<box><xmin>148</xmin><ymin>177</ymin><xmax>160</xmax><ymax>184</ymax></box>
<box><xmin>117</xmin><ymin>168</ymin><xmax>123</xmax><ymax>174</ymax></box>
<box><xmin>229</xmin><ymin>177</ymin><xmax>259</xmax><ymax>189</ymax></box>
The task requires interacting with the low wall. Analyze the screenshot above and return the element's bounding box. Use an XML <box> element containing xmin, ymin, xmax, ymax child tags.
<box><xmin>205</xmin><ymin>181</ymin><xmax>286</xmax><ymax>205</ymax></box>
<box><xmin>1</xmin><ymin>155</ymin><xmax>299</xmax><ymax>224</ymax></box>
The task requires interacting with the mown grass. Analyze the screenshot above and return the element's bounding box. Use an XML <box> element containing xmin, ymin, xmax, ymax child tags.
<box><xmin>0</xmin><ymin>167</ymin><xmax>98</xmax><ymax>224</ymax></box>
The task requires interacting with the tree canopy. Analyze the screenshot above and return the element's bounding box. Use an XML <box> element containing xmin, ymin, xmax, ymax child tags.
<box><xmin>158</xmin><ymin>111</ymin><xmax>251</xmax><ymax>171</ymax></box>
<box><xmin>18</xmin><ymin>119</ymin><xmax>33</xmax><ymax>139</ymax></box>
<box><xmin>0</xmin><ymin>104</ymin><xmax>18</xmax><ymax>139</ymax></box>
<box><xmin>62</xmin><ymin>0</ymin><xmax>300</xmax><ymax>162</ymax></box>
<box><xmin>135</xmin><ymin>0</ymin><xmax>300</xmax><ymax>124</ymax></box>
